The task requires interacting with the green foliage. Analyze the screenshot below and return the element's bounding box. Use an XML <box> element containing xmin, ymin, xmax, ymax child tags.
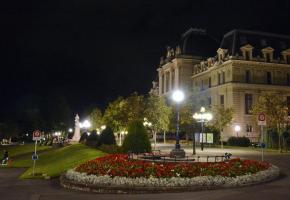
<box><xmin>103</xmin><ymin>97</ymin><xmax>128</xmax><ymax>132</ymax></box>
<box><xmin>98</xmin><ymin>127</ymin><xmax>116</xmax><ymax>146</ymax></box>
<box><xmin>98</xmin><ymin>144</ymin><xmax>122</xmax><ymax>154</ymax></box>
<box><xmin>89</xmin><ymin>108</ymin><xmax>103</xmax><ymax>131</ymax></box>
<box><xmin>228</xmin><ymin>137</ymin><xmax>251</xmax><ymax>147</ymax></box>
<box><xmin>85</xmin><ymin>130</ymin><xmax>99</xmax><ymax>147</ymax></box>
<box><xmin>103</xmin><ymin>93</ymin><xmax>145</xmax><ymax>132</ymax></box>
<box><xmin>79</xmin><ymin>132</ymin><xmax>89</xmax><ymax>143</ymax></box>
<box><xmin>252</xmin><ymin>92</ymin><xmax>289</xmax><ymax>152</ymax></box>
<box><xmin>210</xmin><ymin>105</ymin><xmax>234</xmax><ymax>142</ymax></box>
<box><xmin>144</xmin><ymin>93</ymin><xmax>172</xmax><ymax>133</ymax></box>
<box><xmin>122</xmin><ymin>120</ymin><xmax>151</xmax><ymax>153</ymax></box>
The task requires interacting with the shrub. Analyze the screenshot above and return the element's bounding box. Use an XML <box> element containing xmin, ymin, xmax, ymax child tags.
<box><xmin>79</xmin><ymin>132</ymin><xmax>89</xmax><ymax>143</ymax></box>
<box><xmin>122</xmin><ymin>120</ymin><xmax>151</xmax><ymax>153</ymax></box>
<box><xmin>98</xmin><ymin>127</ymin><xmax>116</xmax><ymax>146</ymax></box>
<box><xmin>228</xmin><ymin>136</ymin><xmax>251</xmax><ymax>147</ymax></box>
<box><xmin>98</xmin><ymin>144</ymin><xmax>122</xmax><ymax>154</ymax></box>
<box><xmin>86</xmin><ymin>130</ymin><xmax>99</xmax><ymax>147</ymax></box>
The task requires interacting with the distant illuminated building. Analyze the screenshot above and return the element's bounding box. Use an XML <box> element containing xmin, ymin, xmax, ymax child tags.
<box><xmin>152</xmin><ymin>28</ymin><xmax>290</xmax><ymax>142</ymax></box>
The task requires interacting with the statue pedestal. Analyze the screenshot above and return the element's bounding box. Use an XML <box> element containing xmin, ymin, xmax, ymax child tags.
<box><xmin>170</xmin><ymin>148</ymin><xmax>186</xmax><ymax>158</ymax></box>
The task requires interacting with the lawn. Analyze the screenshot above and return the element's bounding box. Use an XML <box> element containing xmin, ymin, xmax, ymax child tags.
<box><xmin>0</xmin><ymin>143</ymin><xmax>52</xmax><ymax>157</ymax></box>
<box><xmin>13</xmin><ymin>144</ymin><xmax>106</xmax><ymax>179</ymax></box>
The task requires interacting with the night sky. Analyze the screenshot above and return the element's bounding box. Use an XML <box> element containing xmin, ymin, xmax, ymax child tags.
<box><xmin>1</xmin><ymin>0</ymin><xmax>290</xmax><ymax>116</ymax></box>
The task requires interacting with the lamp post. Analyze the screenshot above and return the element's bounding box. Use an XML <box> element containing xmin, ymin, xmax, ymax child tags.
<box><xmin>80</xmin><ymin>120</ymin><xmax>91</xmax><ymax>136</ymax></box>
<box><xmin>235</xmin><ymin>125</ymin><xmax>241</xmax><ymax>137</ymax></box>
<box><xmin>170</xmin><ymin>90</ymin><xmax>186</xmax><ymax>158</ymax></box>
<box><xmin>193</xmin><ymin>107</ymin><xmax>213</xmax><ymax>151</ymax></box>
<box><xmin>143</xmin><ymin>118</ymin><xmax>154</xmax><ymax>148</ymax></box>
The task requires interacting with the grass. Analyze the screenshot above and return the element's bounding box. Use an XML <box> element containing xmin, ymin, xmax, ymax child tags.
<box><xmin>12</xmin><ymin>144</ymin><xmax>106</xmax><ymax>179</ymax></box>
<box><xmin>0</xmin><ymin>143</ymin><xmax>52</xmax><ymax>157</ymax></box>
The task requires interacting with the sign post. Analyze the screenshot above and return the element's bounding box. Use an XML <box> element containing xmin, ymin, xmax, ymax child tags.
<box><xmin>258</xmin><ymin>113</ymin><xmax>266</xmax><ymax>161</ymax></box>
<box><xmin>32</xmin><ymin>130</ymin><xmax>41</xmax><ymax>176</ymax></box>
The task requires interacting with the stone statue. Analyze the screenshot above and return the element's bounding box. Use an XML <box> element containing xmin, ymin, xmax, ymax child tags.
<box><xmin>176</xmin><ymin>45</ymin><xmax>181</xmax><ymax>55</ymax></box>
<box><xmin>71</xmin><ymin>114</ymin><xmax>81</xmax><ymax>143</ymax></box>
<box><xmin>166</xmin><ymin>46</ymin><xmax>172</xmax><ymax>59</ymax></box>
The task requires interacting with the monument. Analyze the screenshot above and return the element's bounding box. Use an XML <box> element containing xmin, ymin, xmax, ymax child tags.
<box><xmin>71</xmin><ymin>114</ymin><xmax>81</xmax><ymax>143</ymax></box>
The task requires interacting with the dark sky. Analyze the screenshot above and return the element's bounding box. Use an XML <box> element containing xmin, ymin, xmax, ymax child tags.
<box><xmin>1</xmin><ymin>0</ymin><xmax>290</xmax><ymax>115</ymax></box>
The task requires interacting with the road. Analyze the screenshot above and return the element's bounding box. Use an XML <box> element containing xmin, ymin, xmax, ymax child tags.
<box><xmin>0</xmin><ymin>145</ymin><xmax>289</xmax><ymax>200</ymax></box>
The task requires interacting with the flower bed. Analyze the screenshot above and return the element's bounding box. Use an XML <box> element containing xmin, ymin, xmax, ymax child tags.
<box><xmin>61</xmin><ymin>154</ymin><xmax>280</xmax><ymax>193</ymax></box>
<box><xmin>75</xmin><ymin>154</ymin><xmax>271</xmax><ymax>178</ymax></box>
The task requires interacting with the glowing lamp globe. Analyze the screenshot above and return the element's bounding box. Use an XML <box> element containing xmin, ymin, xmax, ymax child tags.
<box><xmin>234</xmin><ymin>125</ymin><xmax>241</xmax><ymax>132</ymax></box>
<box><xmin>172</xmin><ymin>90</ymin><xmax>185</xmax><ymax>103</ymax></box>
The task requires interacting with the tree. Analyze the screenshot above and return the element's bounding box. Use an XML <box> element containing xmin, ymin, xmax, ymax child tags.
<box><xmin>98</xmin><ymin>126</ymin><xmax>116</xmax><ymax>146</ymax></box>
<box><xmin>144</xmin><ymin>93</ymin><xmax>172</xmax><ymax>148</ymax></box>
<box><xmin>103</xmin><ymin>97</ymin><xmax>128</xmax><ymax>132</ymax></box>
<box><xmin>122</xmin><ymin>120</ymin><xmax>151</xmax><ymax>153</ymax></box>
<box><xmin>252</xmin><ymin>92</ymin><xmax>289</xmax><ymax>153</ymax></box>
<box><xmin>124</xmin><ymin>92</ymin><xmax>145</xmax><ymax>123</ymax></box>
<box><xmin>89</xmin><ymin>107</ymin><xmax>103</xmax><ymax>131</ymax></box>
<box><xmin>103</xmin><ymin>93</ymin><xmax>145</xmax><ymax>133</ymax></box>
<box><xmin>210</xmin><ymin>105</ymin><xmax>234</xmax><ymax>148</ymax></box>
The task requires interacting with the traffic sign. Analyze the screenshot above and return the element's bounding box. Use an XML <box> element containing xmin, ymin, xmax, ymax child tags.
<box><xmin>261</xmin><ymin>143</ymin><xmax>266</xmax><ymax>149</ymax></box>
<box><xmin>258</xmin><ymin>113</ymin><xmax>266</xmax><ymax>126</ymax></box>
<box><xmin>33</xmin><ymin>130</ymin><xmax>42</xmax><ymax>141</ymax></box>
<box><xmin>32</xmin><ymin>153</ymin><xmax>38</xmax><ymax>161</ymax></box>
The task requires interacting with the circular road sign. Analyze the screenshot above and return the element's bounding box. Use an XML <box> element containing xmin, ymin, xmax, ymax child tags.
<box><xmin>32</xmin><ymin>153</ymin><xmax>38</xmax><ymax>161</ymax></box>
<box><xmin>258</xmin><ymin>113</ymin><xmax>266</xmax><ymax>121</ymax></box>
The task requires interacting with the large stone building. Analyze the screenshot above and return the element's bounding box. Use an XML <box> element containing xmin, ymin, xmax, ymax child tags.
<box><xmin>154</xmin><ymin>28</ymin><xmax>290</xmax><ymax>142</ymax></box>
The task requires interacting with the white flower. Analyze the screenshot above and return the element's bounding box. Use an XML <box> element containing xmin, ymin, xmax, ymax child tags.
<box><xmin>64</xmin><ymin>166</ymin><xmax>279</xmax><ymax>188</ymax></box>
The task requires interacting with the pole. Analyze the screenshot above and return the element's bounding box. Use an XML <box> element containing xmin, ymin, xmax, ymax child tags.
<box><xmin>163</xmin><ymin>131</ymin><xmax>166</xmax><ymax>144</ymax></box>
<box><xmin>192</xmin><ymin>132</ymin><xmax>196</xmax><ymax>155</ymax></box>
<box><xmin>32</xmin><ymin>140</ymin><xmax>37</xmax><ymax>176</ymax></box>
<box><xmin>261</xmin><ymin>125</ymin><xmax>264</xmax><ymax>161</ymax></box>
<box><xmin>119</xmin><ymin>133</ymin><xmax>122</xmax><ymax>146</ymax></box>
<box><xmin>201</xmin><ymin>119</ymin><xmax>204</xmax><ymax>151</ymax></box>
<box><xmin>175</xmin><ymin>104</ymin><xmax>180</xmax><ymax>149</ymax></box>
<box><xmin>154</xmin><ymin>131</ymin><xmax>156</xmax><ymax>150</ymax></box>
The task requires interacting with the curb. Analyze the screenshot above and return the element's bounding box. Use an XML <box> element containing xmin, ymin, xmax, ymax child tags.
<box><xmin>60</xmin><ymin>167</ymin><xmax>280</xmax><ymax>194</ymax></box>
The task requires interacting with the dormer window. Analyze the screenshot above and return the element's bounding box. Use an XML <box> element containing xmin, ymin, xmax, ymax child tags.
<box><xmin>240</xmin><ymin>44</ymin><xmax>253</xmax><ymax>61</ymax></box>
<box><xmin>281</xmin><ymin>49</ymin><xmax>290</xmax><ymax>64</ymax></box>
<box><xmin>261</xmin><ymin>47</ymin><xmax>274</xmax><ymax>62</ymax></box>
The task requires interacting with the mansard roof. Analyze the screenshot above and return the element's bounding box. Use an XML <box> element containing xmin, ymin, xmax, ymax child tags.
<box><xmin>178</xmin><ymin>27</ymin><xmax>220</xmax><ymax>58</ymax></box>
<box><xmin>220</xmin><ymin>29</ymin><xmax>290</xmax><ymax>58</ymax></box>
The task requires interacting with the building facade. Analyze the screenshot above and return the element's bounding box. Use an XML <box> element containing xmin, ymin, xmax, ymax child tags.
<box><xmin>155</xmin><ymin>29</ymin><xmax>290</xmax><ymax>142</ymax></box>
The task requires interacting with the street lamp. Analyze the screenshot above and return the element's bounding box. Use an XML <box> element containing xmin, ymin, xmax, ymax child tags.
<box><xmin>68</xmin><ymin>128</ymin><xmax>73</xmax><ymax>133</ymax></box>
<box><xmin>193</xmin><ymin>107</ymin><xmax>213</xmax><ymax>151</ymax></box>
<box><xmin>80</xmin><ymin>120</ymin><xmax>91</xmax><ymax>129</ymax></box>
<box><xmin>170</xmin><ymin>90</ymin><xmax>186</xmax><ymax>158</ymax></box>
<box><xmin>235</xmin><ymin>125</ymin><xmax>241</xmax><ymax>137</ymax></box>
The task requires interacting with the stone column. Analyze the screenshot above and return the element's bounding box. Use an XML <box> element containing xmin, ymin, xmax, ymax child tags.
<box><xmin>169</xmin><ymin>69</ymin><xmax>172</xmax><ymax>91</ymax></box>
<box><xmin>164</xmin><ymin>71</ymin><xmax>167</xmax><ymax>93</ymax></box>
<box><xmin>158</xmin><ymin>70</ymin><xmax>163</xmax><ymax>95</ymax></box>
<box><xmin>175</xmin><ymin>67</ymin><xmax>179</xmax><ymax>88</ymax></box>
